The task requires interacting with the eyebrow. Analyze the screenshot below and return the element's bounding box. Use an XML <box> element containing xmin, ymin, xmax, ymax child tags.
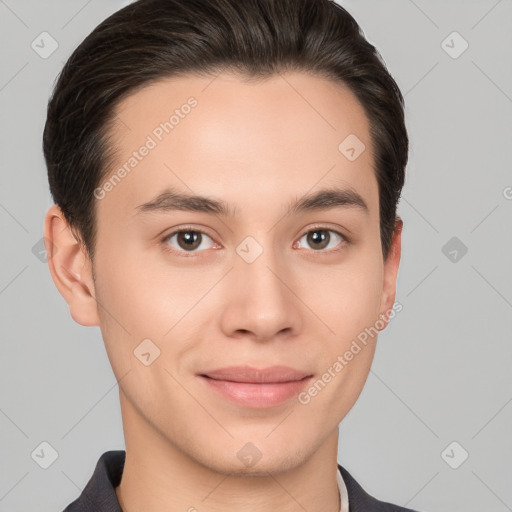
<box><xmin>134</xmin><ymin>186</ymin><xmax>369</xmax><ymax>218</ymax></box>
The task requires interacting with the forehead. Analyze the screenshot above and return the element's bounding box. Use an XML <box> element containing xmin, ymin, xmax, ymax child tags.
<box><xmin>99</xmin><ymin>71</ymin><xmax>378</xmax><ymax>220</ymax></box>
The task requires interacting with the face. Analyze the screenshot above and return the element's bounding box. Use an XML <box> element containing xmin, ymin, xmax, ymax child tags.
<box><xmin>46</xmin><ymin>71</ymin><xmax>401</xmax><ymax>476</ymax></box>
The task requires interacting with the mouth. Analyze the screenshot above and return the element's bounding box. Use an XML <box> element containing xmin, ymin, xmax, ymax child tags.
<box><xmin>198</xmin><ymin>365</ymin><xmax>313</xmax><ymax>408</ymax></box>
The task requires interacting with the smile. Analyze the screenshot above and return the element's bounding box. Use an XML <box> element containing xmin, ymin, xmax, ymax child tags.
<box><xmin>198</xmin><ymin>365</ymin><xmax>313</xmax><ymax>408</ymax></box>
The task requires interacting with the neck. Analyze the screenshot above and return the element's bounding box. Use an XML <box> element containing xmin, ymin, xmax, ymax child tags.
<box><xmin>115</xmin><ymin>391</ymin><xmax>341</xmax><ymax>512</ymax></box>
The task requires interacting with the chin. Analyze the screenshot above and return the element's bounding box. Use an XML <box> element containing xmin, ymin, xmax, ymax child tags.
<box><xmin>190</xmin><ymin>438</ymin><xmax>311</xmax><ymax>477</ymax></box>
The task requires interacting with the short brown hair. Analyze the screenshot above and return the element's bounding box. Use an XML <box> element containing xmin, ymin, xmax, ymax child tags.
<box><xmin>43</xmin><ymin>0</ymin><xmax>408</xmax><ymax>262</ymax></box>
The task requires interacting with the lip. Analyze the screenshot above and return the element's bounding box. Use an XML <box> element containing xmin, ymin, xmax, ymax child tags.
<box><xmin>198</xmin><ymin>365</ymin><xmax>313</xmax><ymax>408</ymax></box>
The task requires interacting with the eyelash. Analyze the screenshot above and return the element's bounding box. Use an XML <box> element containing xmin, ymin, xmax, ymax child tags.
<box><xmin>160</xmin><ymin>224</ymin><xmax>349</xmax><ymax>258</ymax></box>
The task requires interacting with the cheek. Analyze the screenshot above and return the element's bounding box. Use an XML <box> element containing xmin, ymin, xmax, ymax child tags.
<box><xmin>298</xmin><ymin>265</ymin><xmax>381</xmax><ymax>422</ymax></box>
<box><xmin>92</xmin><ymin>245</ymin><xmax>217</xmax><ymax>369</ymax></box>
<box><xmin>304</xmin><ymin>250</ymin><xmax>383</xmax><ymax>416</ymax></box>
<box><xmin>306</xmin><ymin>253</ymin><xmax>383</xmax><ymax>340</ymax></box>
<box><xmin>93</xmin><ymin>243</ymin><xmax>179</xmax><ymax>332</ymax></box>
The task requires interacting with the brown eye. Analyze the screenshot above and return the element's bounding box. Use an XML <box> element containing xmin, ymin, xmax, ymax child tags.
<box><xmin>177</xmin><ymin>231</ymin><xmax>201</xmax><ymax>250</ymax></box>
<box><xmin>163</xmin><ymin>230</ymin><xmax>216</xmax><ymax>253</ymax></box>
<box><xmin>296</xmin><ymin>228</ymin><xmax>345</xmax><ymax>251</ymax></box>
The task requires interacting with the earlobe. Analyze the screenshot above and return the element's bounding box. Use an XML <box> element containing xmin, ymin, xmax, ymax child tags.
<box><xmin>378</xmin><ymin>217</ymin><xmax>403</xmax><ymax>330</ymax></box>
<box><xmin>43</xmin><ymin>205</ymin><xmax>100</xmax><ymax>327</ymax></box>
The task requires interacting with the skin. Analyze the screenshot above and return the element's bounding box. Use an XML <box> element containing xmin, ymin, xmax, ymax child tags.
<box><xmin>44</xmin><ymin>71</ymin><xmax>402</xmax><ymax>512</ymax></box>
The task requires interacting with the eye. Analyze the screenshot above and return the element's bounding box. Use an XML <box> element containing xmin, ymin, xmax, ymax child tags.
<box><xmin>162</xmin><ymin>228</ymin><xmax>219</xmax><ymax>255</ymax></box>
<box><xmin>161</xmin><ymin>225</ymin><xmax>347</xmax><ymax>257</ymax></box>
<box><xmin>294</xmin><ymin>227</ymin><xmax>346</xmax><ymax>252</ymax></box>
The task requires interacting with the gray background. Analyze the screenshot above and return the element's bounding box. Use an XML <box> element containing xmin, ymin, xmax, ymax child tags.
<box><xmin>0</xmin><ymin>0</ymin><xmax>511</xmax><ymax>511</ymax></box>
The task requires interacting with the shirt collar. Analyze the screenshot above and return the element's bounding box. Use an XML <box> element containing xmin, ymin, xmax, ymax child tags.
<box><xmin>337</xmin><ymin>461</ymin><xmax>350</xmax><ymax>512</ymax></box>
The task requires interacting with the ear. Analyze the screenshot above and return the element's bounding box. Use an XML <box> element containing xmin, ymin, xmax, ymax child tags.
<box><xmin>43</xmin><ymin>204</ymin><xmax>100</xmax><ymax>326</ymax></box>
<box><xmin>378</xmin><ymin>217</ymin><xmax>403</xmax><ymax>329</ymax></box>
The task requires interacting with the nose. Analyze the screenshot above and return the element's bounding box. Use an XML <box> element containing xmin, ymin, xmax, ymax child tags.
<box><xmin>218</xmin><ymin>242</ymin><xmax>303</xmax><ymax>343</ymax></box>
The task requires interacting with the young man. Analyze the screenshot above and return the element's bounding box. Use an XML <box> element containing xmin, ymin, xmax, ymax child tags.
<box><xmin>43</xmin><ymin>0</ymin><xmax>418</xmax><ymax>510</ymax></box>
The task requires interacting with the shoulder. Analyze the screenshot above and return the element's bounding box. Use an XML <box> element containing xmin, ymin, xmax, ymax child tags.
<box><xmin>338</xmin><ymin>464</ymin><xmax>424</xmax><ymax>512</ymax></box>
<box><xmin>62</xmin><ymin>451</ymin><xmax>125</xmax><ymax>511</ymax></box>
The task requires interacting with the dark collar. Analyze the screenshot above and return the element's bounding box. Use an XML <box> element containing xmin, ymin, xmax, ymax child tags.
<box><xmin>63</xmin><ymin>450</ymin><xmax>419</xmax><ymax>512</ymax></box>
<box><xmin>63</xmin><ymin>451</ymin><xmax>124</xmax><ymax>512</ymax></box>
